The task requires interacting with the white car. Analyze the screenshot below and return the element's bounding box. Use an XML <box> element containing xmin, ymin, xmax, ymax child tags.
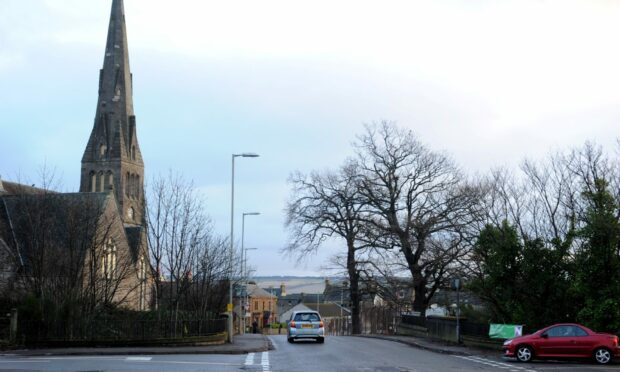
<box><xmin>287</xmin><ymin>311</ymin><xmax>325</xmax><ymax>343</ymax></box>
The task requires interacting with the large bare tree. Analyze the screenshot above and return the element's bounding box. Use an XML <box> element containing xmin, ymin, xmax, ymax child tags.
<box><xmin>285</xmin><ymin>160</ymin><xmax>369</xmax><ymax>334</ymax></box>
<box><xmin>355</xmin><ymin>121</ymin><xmax>482</xmax><ymax>315</ymax></box>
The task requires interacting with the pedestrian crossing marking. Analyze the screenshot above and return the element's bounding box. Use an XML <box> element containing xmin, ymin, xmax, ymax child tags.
<box><xmin>454</xmin><ymin>355</ymin><xmax>536</xmax><ymax>372</ymax></box>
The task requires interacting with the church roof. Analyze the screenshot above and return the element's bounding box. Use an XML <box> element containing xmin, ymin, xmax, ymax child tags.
<box><xmin>0</xmin><ymin>192</ymin><xmax>111</xmax><ymax>270</ymax></box>
<box><xmin>0</xmin><ymin>180</ymin><xmax>52</xmax><ymax>196</ymax></box>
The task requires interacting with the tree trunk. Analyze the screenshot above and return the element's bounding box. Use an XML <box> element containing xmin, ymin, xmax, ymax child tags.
<box><xmin>347</xmin><ymin>239</ymin><xmax>361</xmax><ymax>334</ymax></box>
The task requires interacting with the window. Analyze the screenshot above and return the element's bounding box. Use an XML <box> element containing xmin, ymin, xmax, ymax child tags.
<box><xmin>106</xmin><ymin>171</ymin><xmax>114</xmax><ymax>190</ymax></box>
<box><xmin>573</xmin><ymin>326</ymin><xmax>588</xmax><ymax>337</ymax></box>
<box><xmin>90</xmin><ymin>171</ymin><xmax>96</xmax><ymax>192</ymax></box>
<box><xmin>99</xmin><ymin>144</ymin><xmax>107</xmax><ymax>158</ymax></box>
<box><xmin>98</xmin><ymin>172</ymin><xmax>105</xmax><ymax>192</ymax></box>
<box><xmin>139</xmin><ymin>256</ymin><xmax>146</xmax><ymax>310</ymax></box>
<box><xmin>294</xmin><ymin>313</ymin><xmax>320</xmax><ymax>322</ymax></box>
<box><xmin>125</xmin><ymin>172</ymin><xmax>130</xmax><ymax>196</ymax></box>
<box><xmin>546</xmin><ymin>326</ymin><xmax>574</xmax><ymax>337</ymax></box>
<box><xmin>101</xmin><ymin>239</ymin><xmax>117</xmax><ymax>279</ymax></box>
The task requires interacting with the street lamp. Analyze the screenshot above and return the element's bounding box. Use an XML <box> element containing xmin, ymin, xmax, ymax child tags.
<box><xmin>228</xmin><ymin>153</ymin><xmax>259</xmax><ymax>343</ymax></box>
<box><xmin>241</xmin><ymin>211</ymin><xmax>260</xmax><ymax>334</ymax></box>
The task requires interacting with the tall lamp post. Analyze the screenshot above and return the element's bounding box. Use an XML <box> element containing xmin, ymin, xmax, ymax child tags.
<box><xmin>228</xmin><ymin>153</ymin><xmax>259</xmax><ymax>343</ymax></box>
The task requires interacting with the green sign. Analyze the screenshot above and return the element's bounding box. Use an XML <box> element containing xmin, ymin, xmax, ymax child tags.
<box><xmin>489</xmin><ymin>324</ymin><xmax>523</xmax><ymax>339</ymax></box>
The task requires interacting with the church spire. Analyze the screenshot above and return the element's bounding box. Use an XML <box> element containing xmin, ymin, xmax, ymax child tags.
<box><xmin>80</xmin><ymin>0</ymin><xmax>145</xmax><ymax>226</ymax></box>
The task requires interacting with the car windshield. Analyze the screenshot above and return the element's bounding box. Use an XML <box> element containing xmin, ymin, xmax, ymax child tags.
<box><xmin>294</xmin><ymin>313</ymin><xmax>320</xmax><ymax>322</ymax></box>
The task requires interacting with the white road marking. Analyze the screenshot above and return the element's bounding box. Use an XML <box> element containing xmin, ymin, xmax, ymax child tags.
<box><xmin>126</xmin><ymin>356</ymin><xmax>152</xmax><ymax>361</ymax></box>
<box><xmin>261</xmin><ymin>351</ymin><xmax>271</xmax><ymax>372</ymax></box>
<box><xmin>245</xmin><ymin>352</ymin><xmax>255</xmax><ymax>366</ymax></box>
<box><xmin>138</xmin><ymin>360</ymin><xmax>240</xmax><ymax>366</ymax></box>
<box><xmin>455</xmin><ymin>355</ymin><xmax>536</xmax><ymax>372</ymax></box>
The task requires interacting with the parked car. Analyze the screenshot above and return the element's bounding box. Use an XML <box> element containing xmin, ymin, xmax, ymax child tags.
<box><xmin>503</xmin><ymin>323</ymin><xmax>620</xmax><ymax>365</ymax></box>
<box><xmin>287</xmin><ymin>310</ymin><xmax>325</xmax><ymax>343</ymax></box>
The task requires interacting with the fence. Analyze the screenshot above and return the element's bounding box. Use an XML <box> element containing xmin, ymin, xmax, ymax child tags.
<box><xmin>401</xmin><ymin>314</ymin><xmax>490</xmax><ymax>340</ymax></box>
<box><xmin>324</xmin><ymin>317</ymin><xmax>351</xmax><ymax>336</ymax></box>
<box><xmin>360</xmin><ymin>307</ymin><xmax>398</xmax><ymax>335</ymax></box>
<box><xmin>18</xmin><ymin>317</ymin><xmax>226</xmax><ymax>344</ymax></box>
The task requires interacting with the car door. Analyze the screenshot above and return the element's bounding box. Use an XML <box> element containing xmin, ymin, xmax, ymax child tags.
<box><xmin>538</xmin><ymin>326</ymin><xmax>574</xmax><ymax>356</ymax></box>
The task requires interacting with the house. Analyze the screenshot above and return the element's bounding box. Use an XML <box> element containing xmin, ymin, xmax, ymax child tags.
<box><xmin>238</xmin><ymin>283</ymin><xmax>278</xmax><ymax>329</ymax></box>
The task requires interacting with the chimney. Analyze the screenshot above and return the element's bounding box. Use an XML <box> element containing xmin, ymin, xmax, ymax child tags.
<box><xmin>280</xmin><ymin>283</ymin><xmax>286</xmax><ymax>297</ymax></box>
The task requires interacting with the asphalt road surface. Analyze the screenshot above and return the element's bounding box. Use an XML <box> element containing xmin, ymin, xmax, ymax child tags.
<box><xmin>1</xmin><ymin>335</ymin><xmax>620</xmax><ymax>371</ymax></box>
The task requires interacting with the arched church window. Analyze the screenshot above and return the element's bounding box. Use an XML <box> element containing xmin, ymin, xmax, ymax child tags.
<box><xmin>126</xmin><ymin>172</ymin><xmax>130</xmax><ymax>197</ymax></box>
<box><xmin>98</xmin><ymin>171</ymin><xmax>105</xmax><ymax>192</ymax></box>
<box><xmin>131</xmin><ymin>146</ymin><xmax>136</xmax><ymax>161</ymax></box>
<box><xmin>106</xmin><ymin>171</ymin><xmax>114</xmax><ymax>190</ymax></box>
<box><xmin>130</xmin><ymin>174</ymin><xmax>135</xmax><ymax>198</ymax></box>
<box><xmin>139</xmin><ymin>256</ymin><xmax>146</xmax><ymax>310</ymax></box>
<box><xmin>90</xmin><ymin>171</ymin><xmax>96</xmax><ymax>192</ymax></box>
<box><xmin>99</xmin><ymin>144</ymin><xmax>107</xmax><ymax>158</ymax></box>
<box><xmin>101</xmin><ymin>239</ymin><xmax>117</xmax><ymax>280</ymax></box>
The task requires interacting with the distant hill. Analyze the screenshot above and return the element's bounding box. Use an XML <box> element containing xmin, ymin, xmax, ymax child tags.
<box><xmin>253</xmin><ymin>276</ymin><xmax>345</xmax><ymax>295</ymax></box>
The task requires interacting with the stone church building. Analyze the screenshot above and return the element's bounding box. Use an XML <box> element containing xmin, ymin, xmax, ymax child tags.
<box><xmin>0</xmin><ymin>0</ymin><xmax>152</xmax><ymax>311</ymax></box>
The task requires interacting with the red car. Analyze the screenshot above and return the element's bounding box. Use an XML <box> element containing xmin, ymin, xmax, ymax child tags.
<box><xmin>503</xmin><ymin>323</ymin><xmax>620</xmax><ymax>365</ymax></box>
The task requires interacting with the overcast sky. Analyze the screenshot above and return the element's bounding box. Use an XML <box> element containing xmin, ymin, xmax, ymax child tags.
<box><xmin>1</xmin><ymin>0</ymin><xmax>619</xmax><ymax>277</ymax></box>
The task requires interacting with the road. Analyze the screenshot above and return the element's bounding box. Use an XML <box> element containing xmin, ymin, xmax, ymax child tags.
<box><xmin>0</xmin><ymin>335</ymin><xmax>619</xmax><ymax>371</ymax></box>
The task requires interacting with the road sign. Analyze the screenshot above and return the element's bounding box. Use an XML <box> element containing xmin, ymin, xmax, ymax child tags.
<box><xmin>227</xmin><ymin>303</ymin><xmax>233</xmax><ymax>312</ymax></box>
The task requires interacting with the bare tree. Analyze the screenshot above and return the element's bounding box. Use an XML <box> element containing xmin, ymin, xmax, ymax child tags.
<box><xmin>285</xmin><ymin>160</ymin><xmax>369</xmax><ymax>334</ymax></box>
<box><xmin>355</xmin><ymin>121</ymin><xmax>482</xmax><ymax>315</ymax></box>
<box><xmin>146</xmin><ymin>172</ymin><xmax>229</xmax><ymax>324</ymax></box>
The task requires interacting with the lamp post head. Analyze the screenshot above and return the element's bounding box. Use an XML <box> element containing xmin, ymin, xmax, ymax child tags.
<box><xmin>243</xmin><ymin>212</ymin><xmax>261</xmax><ymax>217</ymax></box>
<box><xmin>234</xmin><ymin>153</ymin><xmax>260</xmax><ymax>158</ymax></box>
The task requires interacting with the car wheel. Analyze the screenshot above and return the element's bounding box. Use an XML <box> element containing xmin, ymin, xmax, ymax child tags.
<box><xmin>287</xmin><ymin>337</ymin><xmax>294</xmax><ymax>343</ymax></box>
<box><xmin>317</xmin><ymin>337</ymin><xmax>325</xmax><ymax>344</ymax></box>
<box><xmin>516</xmin><ymin>345</ymin><xmax>533</xmax><ymax>362</ymax></box>
<box><xmin>594</xmin><ymin>347</ymin><xmax>612</xmax><ymax>365</ymax></box>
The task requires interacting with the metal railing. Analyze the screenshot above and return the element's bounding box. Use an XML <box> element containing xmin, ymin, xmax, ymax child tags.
<box><xmin>18</xmin><ymin>317</ymin><xmax>226</xmax><ymax>343</ymax></box>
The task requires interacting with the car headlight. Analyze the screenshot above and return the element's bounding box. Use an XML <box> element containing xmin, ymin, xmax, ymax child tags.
<box><xmin>503</xmin><ymin>339</ymin><xmax>513</xmax><ymax>346</ymax></box>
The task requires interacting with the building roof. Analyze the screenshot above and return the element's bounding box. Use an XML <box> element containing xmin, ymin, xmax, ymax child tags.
<box><xmin>248</xmin><ymin>284</ymin><xmax>277</xmax><ymax>299</ymax></box>
<box><xmin>0</xmin><ymin>192</ymin><xmax>116</xmax><ymax>270</ymax></box>
<box><xmin>0</xmin><ymin>180</ymin><xmax>53</xmax><ymax>196</ymax></box>
<box><xmin>305</xmin><ymin>302</ymin><xmax>351</xmax><ymax>318</ymax></box>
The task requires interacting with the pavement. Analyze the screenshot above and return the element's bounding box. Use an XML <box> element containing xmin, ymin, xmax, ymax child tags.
<box><xmin>357</xmin><ymin>334</ymin><xmax>500</xmax><ymax>357</ymax></box>
<box><xmin>0</xmin><ymin>333</ymin><xmax>273</xmax><ymax>357</ymax></box>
